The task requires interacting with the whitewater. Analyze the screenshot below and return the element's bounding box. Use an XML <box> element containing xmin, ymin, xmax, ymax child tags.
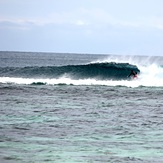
<box><xmin>0</xmin><ymin>51</ymin><xmax>163</xmax><ymax>163</ymax></box>
<box><xmin>0</xmin><ymin>52</ymin><xmax>163</xmax><ymax>87</ymax></box>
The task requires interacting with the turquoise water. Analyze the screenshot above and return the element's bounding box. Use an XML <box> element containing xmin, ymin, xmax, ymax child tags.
<box><xmin>0</xmin><ymin>52</ymin><xmax>163</xmax><ymax>162</ymax></box>
<box><xmin>1</xmin><ymin>84</ymin><xmax>163</xmax><ymax>162</ymax></box>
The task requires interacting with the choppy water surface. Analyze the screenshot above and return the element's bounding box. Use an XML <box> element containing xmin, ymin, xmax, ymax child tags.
<box><xmin>1</xmin><ymin>84</ymin><xmax>163</xmax><ymax>163</ymax></box>
<box><xmin>0</xmin><ymin>52</ymin><xmax>163</xmax><ymax>162</ymax></box>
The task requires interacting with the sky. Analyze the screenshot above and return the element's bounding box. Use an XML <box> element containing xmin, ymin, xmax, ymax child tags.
<box><xmin>0</xmin><ymin>0</ymin><xmax>163</xmax><ymax>56</ymax></box>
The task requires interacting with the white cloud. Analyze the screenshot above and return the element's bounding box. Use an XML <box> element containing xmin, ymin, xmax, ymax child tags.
<box><xmin>76</xmin><ymin>20</ymin><xmax>89</xmax><ymax>26</ymax></box>
<box><xmin>149</xmin><ymin>17</ymin><xmax>163</xmax><ymax>30</ymax></box>
<box><xmin>1</xmin><ymin>7</ymin><xmax>163</xmax><ymax>32</ymax></box>
<box><xmin>1</xmin><ymin>0</ymin><xmax>163</xmax><ymax>55</ymax></box>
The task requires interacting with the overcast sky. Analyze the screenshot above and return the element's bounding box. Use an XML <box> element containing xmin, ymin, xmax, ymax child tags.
<box><xmin>0</xmin><ymin>0</ymin><xmax>163</xmax><ymax>56</ymax></box>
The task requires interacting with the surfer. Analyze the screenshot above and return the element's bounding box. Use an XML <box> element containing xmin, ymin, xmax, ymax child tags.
<box><xmin>128</xmin><ymin>70</ymin><xmax>138</xmax><ymax>79</ymax></box>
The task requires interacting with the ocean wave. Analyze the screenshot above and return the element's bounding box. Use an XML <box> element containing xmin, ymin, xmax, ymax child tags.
<box><xmin>1</xmin><ymin>60</ymin><xmax>163</xmax><ymax>87</ymax></box>
<box><xmin>0</xmin><ymin>62</ymin><xmax>139</xmax><ymax>80</ymax></box>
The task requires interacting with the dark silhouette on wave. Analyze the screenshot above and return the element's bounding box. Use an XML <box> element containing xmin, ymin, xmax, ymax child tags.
<box><xmin>0</xmin><ymin>62</ymin><xmax>140</xmax><ymax>80</ymax></box>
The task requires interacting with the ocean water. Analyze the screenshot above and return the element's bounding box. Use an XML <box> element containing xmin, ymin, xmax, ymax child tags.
<box><xmin>0</xmin><ymin>51</ymin><xmax>163</xmax><ymax>163</ymax></box>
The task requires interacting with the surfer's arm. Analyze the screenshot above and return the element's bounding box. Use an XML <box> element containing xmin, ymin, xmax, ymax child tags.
<box><xmin>128</xmin><ymin>73</ymin><xmax>132</xmax><ymax>77</ymax></box>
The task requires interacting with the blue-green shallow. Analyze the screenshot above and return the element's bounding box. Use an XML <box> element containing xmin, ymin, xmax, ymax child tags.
<box><xmin>1</xmin><ymin>84</ymin><xmax>163</xmax><ymax>162</ymax></box>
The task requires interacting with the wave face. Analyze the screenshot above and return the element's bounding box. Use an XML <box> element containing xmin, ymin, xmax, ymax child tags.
<box><xmin>0</xmin><ymin>62</ymin><xmax>139</xmax><ymax>80</ymax></box>
<box><xmin>1</xmin><ymin>52</ymin><xmax>163</xmax><ymax>87</ymax></box>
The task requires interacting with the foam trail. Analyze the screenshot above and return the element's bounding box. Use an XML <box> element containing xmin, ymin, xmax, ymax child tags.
<box><xmin>0</xmin><ymin>75</ymin><xmax>163</xmax><ymax>87</ymax></box>
<box><xmin>137</xmin><ymin>64</ymin><xmax>163</xmax><ymax>87</ymax></box>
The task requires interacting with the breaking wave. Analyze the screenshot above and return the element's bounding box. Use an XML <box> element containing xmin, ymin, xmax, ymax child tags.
<box><xmin>0</xmin><ymin>56</ymin><xmax>163</xmax><ymax>87</ymax></box>
<box><xmin>0</xmin><ymin>62</ymin><xmax>139</xmax><ymax>80</ymax></box>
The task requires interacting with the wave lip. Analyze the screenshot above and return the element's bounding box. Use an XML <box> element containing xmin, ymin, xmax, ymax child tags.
<box><xmin>0</xmin><ymin>62</ymin><xmax>140</xmax><ymax>81</ymax></box>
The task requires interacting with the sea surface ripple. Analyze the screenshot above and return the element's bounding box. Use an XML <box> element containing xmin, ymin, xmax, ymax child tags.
<box><xmin>1</xmin><ymin>84</ymin><xmax>163</xmax><ymax>162</ymax></box>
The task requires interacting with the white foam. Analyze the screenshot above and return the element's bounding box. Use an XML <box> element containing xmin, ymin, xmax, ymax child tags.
<box><xmin>0</xmin><ymin>55</ymin><xmax>163</xmax><ymax>87</ymax></box>
<box><xmin>0</xmin><ymin>73</ymin><xmax>163</xmax><ymax>88</ymax></box>
<box><xmin>91</xmin><ymin>55</ymin><xmax>163</xmax><ymax>87</ymax></box>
